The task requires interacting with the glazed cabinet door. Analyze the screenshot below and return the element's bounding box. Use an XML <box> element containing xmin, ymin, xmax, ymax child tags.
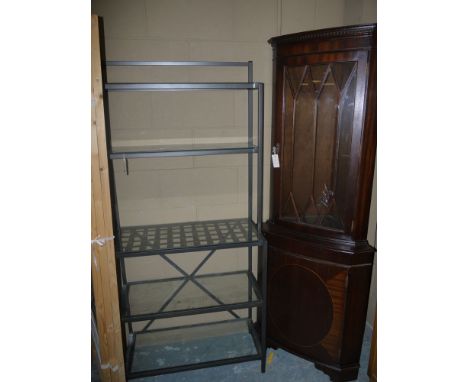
<box><xmin>273</xmin><ymin>51</ymin><xmax>369</xmax><ymax>236</ymax></box>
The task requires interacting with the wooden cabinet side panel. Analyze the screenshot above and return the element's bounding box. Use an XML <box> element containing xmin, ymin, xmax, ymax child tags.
<box><xmin>353</xmin><ymin>30</ymin><xmax>377</xmax><ymax>239</ymax></box>
<box><xmin>340</xmin><ymin>264</ymin><xmax>373</xmax><ymax>365</ymax></box>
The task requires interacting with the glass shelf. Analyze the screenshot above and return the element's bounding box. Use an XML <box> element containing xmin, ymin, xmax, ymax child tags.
<box><xmin>118</xmin><ymin>218</ymin><xmax>259</xmax><ymax>256</ymax></box>
<box><xmin>127</xmin><ymin>318</ymin><xmax>261</xmax><ymax>379</ymax></box>
<box><xmin>110</xmin><ymin>142</ymin><xmax>258</xmax><ymax>159</ymax></box>
<box><xmin>125</xmin><ymin>271</ymin><xmax>261</xmax><ymax>320</ymax></box>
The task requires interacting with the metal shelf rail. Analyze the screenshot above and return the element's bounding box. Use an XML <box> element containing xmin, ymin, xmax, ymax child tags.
<box><xmin>104</xmin><ymin>61</ymin><xmax>267</xmax><ymax>379</ymax></box>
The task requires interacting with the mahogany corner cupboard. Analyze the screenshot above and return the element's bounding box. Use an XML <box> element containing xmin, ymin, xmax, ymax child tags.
<box><xmin>263</xmin><ymin>24</ymin><xmax>376</xmax><ymax>381</ymax></box>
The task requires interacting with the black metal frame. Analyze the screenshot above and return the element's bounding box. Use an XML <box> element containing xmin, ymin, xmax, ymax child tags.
<box><xmin>104</xmin><ymin>60</ymin><xmax>267</xmax><ymax>379</ymax></box>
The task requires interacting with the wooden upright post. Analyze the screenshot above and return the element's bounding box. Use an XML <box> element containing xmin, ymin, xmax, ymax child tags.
<box><xmin>91</xmin><ymin>14</ymin><xmax>126</xmax><ymax>382</ymax></box>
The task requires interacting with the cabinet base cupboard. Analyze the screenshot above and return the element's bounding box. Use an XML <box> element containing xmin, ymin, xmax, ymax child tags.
<box><xmin>263</xmin><ymin>24</ymin><xmax>376</xmax><ymax>382</ymax></box>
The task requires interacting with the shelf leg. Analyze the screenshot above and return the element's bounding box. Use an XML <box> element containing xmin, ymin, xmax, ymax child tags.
<box><xmin>261</xmin><ymin>243</ymin><xmax>268</xmax><ymax>373</ymax></box>
<box><xmin>248</xmin><ymin>61</ymin><xmax>253</xmax><ymax>321</ymax></box>
<box><xmin>248</xmin><ymin>246</ymin><xmax>252</xmax><ymax>319</ymax></box>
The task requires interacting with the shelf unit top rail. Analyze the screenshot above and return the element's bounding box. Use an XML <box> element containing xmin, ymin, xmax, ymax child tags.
<box><xmin>105</xmin><ymin>82</ymin><xmax>261</xmax><ymax>91</ymax></box>
<box><xmin>106</xmin><ymin>60</ymin><xmax>252</xmax><ymax>67</ymax></box>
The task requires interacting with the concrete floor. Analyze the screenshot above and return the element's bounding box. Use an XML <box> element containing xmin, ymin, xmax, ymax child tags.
<box><xmin>92</xmin><ymin>325</ymin><xmax>372</xmax><ymax>382</ymax></box>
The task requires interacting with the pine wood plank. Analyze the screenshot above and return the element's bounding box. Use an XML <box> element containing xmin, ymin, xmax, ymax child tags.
<box><xmin>91</xmin><ymin>14</ymin><xmax>126</xmax><ymax>382</ymax></box>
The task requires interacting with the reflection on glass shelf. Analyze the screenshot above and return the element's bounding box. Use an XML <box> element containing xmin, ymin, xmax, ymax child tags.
<box><xmin>110</xmin><ymin>142</ymin><xmax>257</xmax><ymax>158</ymax></box>
<box><xmin>120</xmin><ymin>218</ymin><xmax>259</xmax><ymax>255</ymax></box>
<box><xmin>130</xmin><ymin>319</ymin><xmax>260</xmax><ymax>375</ymax></box>
<box><xmin>127</xmin><ymin>271</ymin><xmax>260</xmax><ymax>318</ymax></box>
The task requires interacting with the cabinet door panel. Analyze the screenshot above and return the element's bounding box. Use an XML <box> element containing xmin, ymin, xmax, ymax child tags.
<box><xmin>267</xmin><ymin>245</ymin><xmax>348</xmax><ymax>363</ymax></box>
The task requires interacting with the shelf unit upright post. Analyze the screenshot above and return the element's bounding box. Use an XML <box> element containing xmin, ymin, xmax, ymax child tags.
<box><xmin>103</xmin><ymin>61</ymin><xmax>267</xmax><ymax>379</ymax></box>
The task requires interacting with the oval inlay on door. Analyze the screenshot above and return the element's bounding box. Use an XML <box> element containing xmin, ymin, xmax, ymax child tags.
<box><xmin>268</xmin><ymin>264</ymin><xmax>333</xmax><ymax>347</ymax></box>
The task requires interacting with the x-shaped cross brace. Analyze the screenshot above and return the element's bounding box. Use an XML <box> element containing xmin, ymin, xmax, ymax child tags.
<box><xmin>141</xmin><ymin>249</ymin><xmax>240</xmax><ymax>331</ymax></box>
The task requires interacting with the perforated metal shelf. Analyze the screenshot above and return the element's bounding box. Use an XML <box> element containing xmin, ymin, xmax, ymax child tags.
<box><xmin>118</xmin><ymin>218</ymin><xmax>260</xmax><ymax>256</ymax></box>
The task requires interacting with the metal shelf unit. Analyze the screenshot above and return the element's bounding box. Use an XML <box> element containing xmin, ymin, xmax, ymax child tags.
<box><xmin>104</xmin><ymin>61</ymin><xmax>267</xmax><ymax>379</ymax></box>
